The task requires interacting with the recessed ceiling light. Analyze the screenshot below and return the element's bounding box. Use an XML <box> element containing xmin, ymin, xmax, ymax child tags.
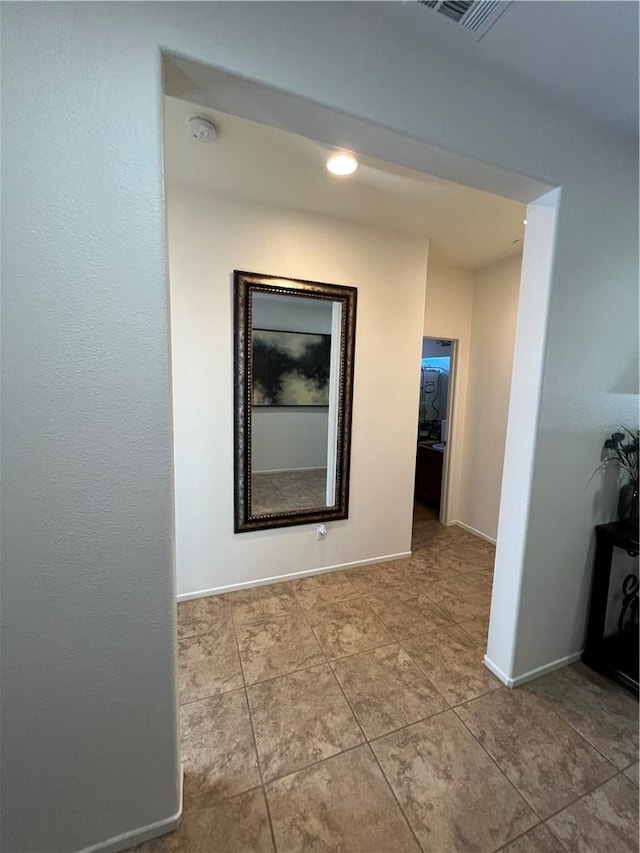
<box><xmin>522</xmin><ymin>219</ymin><xmax>528</xmax><ymax>225</ymax></box>
<box><xmin>326</xmin><ymin>151</ymin><xmax>358</xmax><ymax>176</ymax></box>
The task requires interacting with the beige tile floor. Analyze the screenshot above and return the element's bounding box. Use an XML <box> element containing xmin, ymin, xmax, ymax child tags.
<box><xmin>133</xmin><ymin>516</ymin><xmax>639</xmax><ymax>853</ymax></box>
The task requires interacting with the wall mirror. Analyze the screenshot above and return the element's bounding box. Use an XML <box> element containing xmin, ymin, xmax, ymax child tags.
<box><xmin>234</xmin><ymin>271</ymin><xmax>357</xmax><ymax>533</ymax></box>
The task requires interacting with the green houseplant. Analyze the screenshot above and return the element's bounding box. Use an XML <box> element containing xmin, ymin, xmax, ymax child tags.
<box><xmin>598</xmin><ymin>427</ymin><xmax>639</xmax><ymax>526</ymax></box>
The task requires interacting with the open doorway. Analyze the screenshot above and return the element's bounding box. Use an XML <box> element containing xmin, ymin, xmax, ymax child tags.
<box><xmin>162</xmin><ymin>59</ymin><xmax>561</xmax><ymax>697</ymax></box>
<box><xmin>159</xmin><ymin>57</ymin><xmax>563</xmax><ymax>853</ymax></box>
<box><xmin>414</xmin><ymin>337</ymin><xmax>455</xmax><ymax>525</ymax></box>
<box><xmin>163</xmin><ymin>91</ymin><xmax>529</xmax><ymax>600</ymax></box>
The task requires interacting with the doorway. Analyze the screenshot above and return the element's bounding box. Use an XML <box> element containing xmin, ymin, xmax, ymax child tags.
<box><xmin>162</xmin><ymin>57</ymin><xmax>561</xmax><ymax>687</ymax></box>
<box><xmin>414</xmin><ymin>338</ymin><xmax>456</xmax><ymax>525</ymax></box>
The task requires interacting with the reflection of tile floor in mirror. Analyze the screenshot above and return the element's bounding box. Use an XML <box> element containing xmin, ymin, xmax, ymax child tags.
<box><xmin>252</xmin><ymin>468</ymin><xmax>328</xmax><ymax>515</ymax></box>
<box><xmin>133</xmin><ymin>518</ymin><xmax>639</xmax><ymax>853</ymax></box>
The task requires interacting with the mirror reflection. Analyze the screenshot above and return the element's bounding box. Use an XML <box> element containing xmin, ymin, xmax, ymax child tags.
<box><xmin>234</xmin><ymin>272</ymin><xmax>356</xmax><ymax>533</ymax></box>
<box><xmin>251</xmin><ymin>294</ymin><xmax>335</xmax><ymax>516</ymax></box>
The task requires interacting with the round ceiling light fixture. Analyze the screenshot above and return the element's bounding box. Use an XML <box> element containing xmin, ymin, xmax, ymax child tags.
<box><xmin>187</xmin><ymin>115</ymin><xmax>217</xmax><ymax>143</ymax></box>
<box><xmin>326</xmin><ymin>151</ymin><xmax>358</xmax><ymax>176</ymax></box>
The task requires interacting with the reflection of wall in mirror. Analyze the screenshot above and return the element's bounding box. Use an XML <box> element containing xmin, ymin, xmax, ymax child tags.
<box><xmin>252</xmin><ymin>294</ymin><xmax>332</xmax><ymax>474</ymax></box>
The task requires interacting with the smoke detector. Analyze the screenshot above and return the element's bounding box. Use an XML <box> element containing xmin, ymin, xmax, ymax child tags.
<box><xmin>187</xmin><ymin>116</ymin><xmax>217</xmax><ymax>143</ymax></box>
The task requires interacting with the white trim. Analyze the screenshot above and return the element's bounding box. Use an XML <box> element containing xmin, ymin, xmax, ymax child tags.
<box><xmin>76</xmin><ymin>766</ymin><xmax>183</xmax><ymax>853</ymax></box>
<box><xmin>176</xmin><ymin>552</ymin><xmax>411</xmax><ymax>601</ymax></box>
<box><xmin>450</xmin><ymin>520</ymin><xmax>497</xmax><ymax>545</ymax></box>
<box><xmin>484</xmin><ymin>650</ymin><xmax>583</xmax><ymax>689</ymax></box>
<box><xmin>325</xmin><ymin>302</ymin><xmax>342</xmax><ymax>507</ymax></box>
<box><xmin>439</xmin><ymin>338</ymin><xmax>457</xmax><ymax>527</ymax></box>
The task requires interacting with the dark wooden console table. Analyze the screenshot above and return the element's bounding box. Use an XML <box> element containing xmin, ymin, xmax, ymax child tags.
<box><xmin>583</xmin><ymin>522</ymin><xmax>639</xmax><ymax>697</ymax></box>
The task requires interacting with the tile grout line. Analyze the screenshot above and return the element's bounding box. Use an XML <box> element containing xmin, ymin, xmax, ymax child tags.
<box><xmin>293</xmin><ymin>586</ymin><xmax>391</xmax><ymax>661</ymax></box>
<box><xmin>228</xmin><ymin>597</ymin><xmax>485</xmax><ymax>666</ymax></box>
<box><xmin>176</xmin><ymin>603</ymin><xmax>243</xmax><ymax>707</ymax></box>
<box><xmin>178</xmin><ymin>533</ymin><xmax>631</xmax><ymax>851</ymax></box>
<box><xmin>293</xmin><ymin>598</ymin><xmax>427</xmax><ymax>853</ymax></box>
<box><xmin>228</xmin><ymin>624</ymin><xmax>467</xmax><ymax>765</ymax></box>
<box><xmin>233</xmin><ymin>597</ymin><xmax>327</xmax><ymax>683</ymax></box>
<box><xmin>243</xmin><ymin>657</ymin><xmax>329</xmax><ymax>688</ymax></box>
<box><xmin>364</xmin><ymin>742</ymin><xmax>427</xmax><ymax>853</ymax></box>
<box><xmin>291</xmin><ymin>564</ymin><xmax>496</xmax><ymax>853</ymax></box>
<box><xmin>450</xmin><ymin>692</ymin><xmax>619</xmax><ymax>830</ymax></box>
<box><xmin>530</xmin><ymin>768</ymin><xmax>634</xmax><ymax>828</ymax></box>
<box><xmin>228</xmin><ymin>600</ymin><xmax>281</xmax><ymax>853</ymax></box>
<box><xmin>178</xmin><ymin>547</ymin><xmax>492</xmax><ymax>689</ymax></box>
<box><xmin>393</xmin><ymin>627</ymin><xmax>494</xmax><ymax>710</ymax></box>
<box><xmin>522</xmin><ymin>772</ymin><xmax>638</xmax><ymax>853</ymax></box>
<box><xmin>294</xmin><ymin>591</ymin><xmax>366</xmax><ymax>739</ymax></box>
<box><xmin>491</xmin><ymin>821</ymin><xmax>546</xmax><ymax>853</ymax></box>
<box><xmin>176</xmin><ymin>783</ymin><xmax>265</xmax><ymax>818</ymax></box>
<box><xmin>252</xmin><ymin>582</ymin><xmax>333</xmax><ymax>853</ymax></box>
<box><xmin>445</xmin><ymin>695</ymin><xmax>546</xmax><ymax>834</ymax></box>
<box><xmin>174</xmin><ymin>761</ymin><xmax>632</xmax><ymax>853</ymax></box>
<box><xmin>178</xmin><ymin>682</ymin><xmax>246</xmax><ymax>709</ymax></box>
<box><xmin>512</xmin><ymin>683</ymin><xmax>622</xmax><ymax>774</ymax></box>
<box><xmin>361</xmin><ymin>585</ymin><xmax>456</xmax><ymax>641</ymax></box>
<box><xmin>323</xmin><ymin>585</ymin><xmax>523</xmax><ymax>835</ymax></box>
<box><xmin>394</xmin><ymin>636</ymin><xmax>453</xmax><ymax>710</ymax></box>
<box><xmin>520</xmin><ymin>678</ymin><xmax>638</xmax><ymax>772</ymax></box>
<box><xmin>178</xmin><ymin>708</ymin><xmax>477</xmax><ymax>826</ymax></box>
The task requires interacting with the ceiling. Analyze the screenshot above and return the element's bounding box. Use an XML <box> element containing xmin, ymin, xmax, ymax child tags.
<box><xmin>385</xmin><ymin>0</ymin><xmax>639</xmax><ymax>141</ymax></box>
<box><xmin>164</xmin><ymin>96</ymin><xmax>525</xmax><ymax>270</ymax></box>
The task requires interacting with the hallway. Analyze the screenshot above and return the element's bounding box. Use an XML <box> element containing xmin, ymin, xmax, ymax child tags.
<box><xmin>136</xmin><ymin>519</ymin><xmax>639</xmax><ymax>852</ymax></box>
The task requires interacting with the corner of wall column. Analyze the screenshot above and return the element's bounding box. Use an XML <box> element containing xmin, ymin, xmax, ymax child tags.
<box><xmin>486</xmin><ymin>187</ymin><xmax>562</xmax><ymax>684</ymax></box>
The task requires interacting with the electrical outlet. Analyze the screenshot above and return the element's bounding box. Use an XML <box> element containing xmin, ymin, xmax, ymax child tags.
<box><xmin>316</xmin><ymin>523</ymin><xmax>327</xmax><ymax>540</ymax></box>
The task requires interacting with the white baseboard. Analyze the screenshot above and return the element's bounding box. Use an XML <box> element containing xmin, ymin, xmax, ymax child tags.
<box><xmin>484</xmin><ymin>650</ymin><xmax>584</xmax><ymax>689</ymax></box>
<box><xmin>450</xmin><ymin>520</ymin><xmax>497</xmax><ymax>545</ymax></box>
<box><xmin>177</xmin><ymin>552</ymin><xmax>411</xmax><ymax>601</ymax></box>
<box><xmin>77</xmin><ymin>765</ymin><xmax>183</xmax><ymax>852</ymax></box>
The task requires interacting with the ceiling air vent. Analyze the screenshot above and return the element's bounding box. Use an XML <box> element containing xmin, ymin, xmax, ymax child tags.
<box><xmin>418</xmin><ymin>0</ymin><xmax>510</xmax><ymax>37</ymax></box>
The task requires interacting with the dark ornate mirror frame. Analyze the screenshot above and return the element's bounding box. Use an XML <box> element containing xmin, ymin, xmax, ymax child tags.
<box><xmin>234</xmin><ymin>270</ymin><xmax>357</xmax><ymax>533</ymax></box>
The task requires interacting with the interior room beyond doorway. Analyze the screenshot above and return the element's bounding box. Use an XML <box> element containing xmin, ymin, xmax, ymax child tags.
<box><xmin>415</xmin><ymin>337</ymin><xmax>453</xmax><ymax>523</ymax></box>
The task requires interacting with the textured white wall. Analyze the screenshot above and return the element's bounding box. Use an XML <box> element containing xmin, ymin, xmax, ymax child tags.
<box><xmin>2</xmin><ymin>2</ymin><xmax>637</xmax><ymax>851</ymax></box>
<box><xmin>459</xmin><ymin>254</ymin><xmax>522</xmax><ymax>541</ymax></box>
<box><xmin>1</xmin><ymin>7</ymin><xmax>181</xmax><ymax>853</ymax></box>
<box><xmin>168</xmin><ymin>191</ymin><xmax>428</xmax><ymax>598</ymax></box>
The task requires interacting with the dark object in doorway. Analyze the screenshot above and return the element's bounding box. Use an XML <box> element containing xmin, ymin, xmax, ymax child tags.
<box><xmin>583</xmin><ymin>522</ymin><xmax>639</xmax><ymax>698</ymax></box>
<box><xmin>415</xmin><ymin>443</ymin><xmax>443</xmax><ymax>509</ymax></box>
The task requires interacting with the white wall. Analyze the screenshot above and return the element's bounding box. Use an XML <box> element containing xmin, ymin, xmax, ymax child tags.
<box><xmin>3</xmin><ymin>3</ymin><xmax>636</xmax><ymax>851</ymax></box>
<box><xmin>423</xmin><ymin>253</ymin><xmax>521</xmax><ymax>541</ymax></box>
<box><xmin>423</xmin><ymin>256</ymin><xmax>475</xmax><ymax>523</ymax></box>
<box><xmin>253</xmin><ymin>292</ymin><xmax>333</xmax><ymax>334</ymax></box>
<box><xmin>252</xmin><ymin>409</ymin><xmax>329</xmax><ymax>472</ymax></box>
<box><xmin>459</xmin><ymin>254</ymin><xmax>522</xmax><ymax>541</ymax></box>
<box><xmin>2</xmin><ymin>8</ymin><xmax>182</xmax><ymax>853</ymax></box>
<box><xmin>168</xmin><ymin>191</ymin><xmax>429</xmax><ymax>598</ymax></box>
